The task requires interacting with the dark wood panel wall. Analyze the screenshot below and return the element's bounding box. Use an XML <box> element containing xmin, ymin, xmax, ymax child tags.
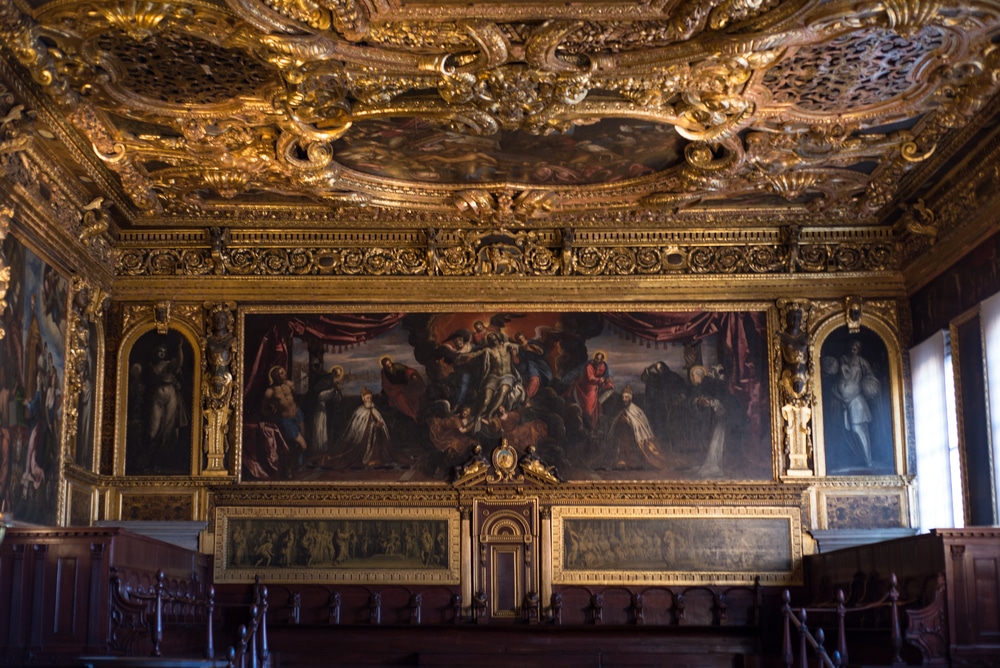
<box><xmin>0</xmin><ymin>528</ymin><xmax>212</xmax><ymax>666</ymax></box>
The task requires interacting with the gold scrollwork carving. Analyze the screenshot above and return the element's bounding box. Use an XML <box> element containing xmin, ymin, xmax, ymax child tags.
<box><xmin>64</xmin><ymin>276</ymin><xmax>109</xmax><ymax>445</ymax></box>
<box><xmin>0</xmin><ymin>203</ymin><xmax>11</xmax><ymax>340</ymax></box>
<box><xmin>201</xmin><ymin>302</ymin><xmax>236</xmax><ymax>475</ymax></box>
<box><xmin>776</xmin><ymin>298</ymin><xmax>813</xmax><ymax>477</ymax></box>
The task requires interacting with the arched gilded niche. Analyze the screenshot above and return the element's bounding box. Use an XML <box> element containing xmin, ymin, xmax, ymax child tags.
<box><xmin>810</xmin><ymin>302</ymin><xmax>906</xmax><ymax>477</ymax></box>
<box><xmin>115</xmin><ymin>312</ymin><xmax>202</xmax><ymax>477</ymax></box>
<box><xmin>474</xmin><ymin>499</ymin><xmax>538</xmax><ymax>622</ymax></box>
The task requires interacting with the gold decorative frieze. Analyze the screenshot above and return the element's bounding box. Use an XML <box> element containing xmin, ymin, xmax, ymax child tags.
<box><xmin>112</xmin><ymin>226</ymin><xmax>900</xmax><ymax>278</ymax></box>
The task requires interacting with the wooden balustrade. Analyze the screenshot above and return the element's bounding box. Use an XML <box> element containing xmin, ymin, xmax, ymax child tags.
<box><xmin>780</xmin><ymin>594</ymin><xmax>842</xmax><ymax>668</ymax></box>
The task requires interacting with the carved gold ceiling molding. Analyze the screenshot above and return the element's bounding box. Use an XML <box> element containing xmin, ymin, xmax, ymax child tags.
<box><xmin>112</xmin><ymin>224</ymin><xmax>898</xmax><ymax>278</ymax></box>
<box><xmin>0</xmin><ymin>0</ymin><xmax>996</xmax><ymax>228</ymax></box>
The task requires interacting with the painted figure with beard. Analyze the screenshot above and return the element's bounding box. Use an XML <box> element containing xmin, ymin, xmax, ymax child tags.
<box><xmin>263</xmin><ymin>365</ymin><xmax>307</xmax><ymax>453</ymax></box>
<box><xmin>567</xmin><ymin>351</ymin><xmax>613</xmax><ymax>435</ymax></box>
<box><xmin>455</xmin><ymin>332</ymin><xmax>524</xmax><ymax>420</ymax></box>
<box><xmin>380</xmin><ymin>356</ymin><xmax>425</xmax><ymax>423</ymax></box>
<box><xmin>603</xmin><ymin>386</ymin><xmax>669</xmax><ymax>470</ymax></box>
<box><xmin>307</xmin><ymin>364</ymin><xmax>343</xmax><ymax>452</ymax></box>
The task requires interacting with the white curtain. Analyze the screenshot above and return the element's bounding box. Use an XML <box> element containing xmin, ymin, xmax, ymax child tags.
<box><xmin>911</xmin><ymin>331</ymin><xmax>960</xmax><ymax>532</ymax></box>
<box><xmin>982</xmin><ymin>292</ymin><xmax>1000</xmax><ymax>519</ymax></box>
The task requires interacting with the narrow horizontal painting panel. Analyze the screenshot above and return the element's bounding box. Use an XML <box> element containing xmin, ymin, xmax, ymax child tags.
<box><xmin>239</xmin><ymin>310</ymin><xmax>772</xmax><ymax>484</ymax></box>
<box><xmin>551</xmin><ymin>506</ymin><xmax>801</xmax><ymax>586</ymax></box>
<box><xmin>215</xmin><ymin>506</ymin><xmax>461</xmax><ymax>584</ymax></box>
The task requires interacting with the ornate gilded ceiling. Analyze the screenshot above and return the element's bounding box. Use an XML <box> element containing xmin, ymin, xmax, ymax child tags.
<box><xmin>0</xmin><ymin>0</ymin><xmax>999</xmax><ymax>241</ymax></box>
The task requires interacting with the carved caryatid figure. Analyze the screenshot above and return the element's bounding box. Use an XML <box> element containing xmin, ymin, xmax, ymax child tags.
<box><xmin>777</xmin><ymin>300</ymin><xmax>810</xmax><ymax>403</ymax></box>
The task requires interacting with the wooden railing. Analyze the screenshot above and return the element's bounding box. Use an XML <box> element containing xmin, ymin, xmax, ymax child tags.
<box><xmin>550</xmin><ymin>580</ymin><xmax>762</xmax><ymax>627</ymax></box>
<box><xmin>781</xmin><ymin>573</ymin><xmax>905</xmax><ymax>667</ymax></box>
<box><xmin>109</xmin><ymin>567</ymin><xmax>217</xmax><ymax>659</ymax></box>
<box><xmin>781</xmin><ymin>592</ymin><xmax>842</xmax><ymax>668</ymax></box>
<box><xmin>226</xmin><ymin>576</ymin><xmax>270</xmax><ymax>668</ymax></box>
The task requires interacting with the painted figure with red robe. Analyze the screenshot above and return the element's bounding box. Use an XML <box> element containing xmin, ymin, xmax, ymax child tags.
<box><xmin>380</xmin><ymin>356</ymin><xmax>426</xmax><ymax>422</ymax></box>
<box><xmin>567</xmin><ymin>351</ymin><xmax>613</xmax><ymax>433</ymax></box>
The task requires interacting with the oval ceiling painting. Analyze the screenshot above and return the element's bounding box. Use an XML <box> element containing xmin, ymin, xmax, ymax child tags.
<box><xmin>333</xmin><ymin>118</ymin><xmax>686</xmax><ymax>186</ymax></box>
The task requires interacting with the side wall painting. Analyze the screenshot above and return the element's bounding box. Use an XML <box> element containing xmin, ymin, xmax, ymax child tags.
<box><xmin>240</xmin><ymin>310</ymin><xmax>772</xmax><ymax>483</ymax></box>
<box><xmin>125</xmin><ymin>328</ymin><xmax>196</xmax><ymax>475</ymax></box>
<box><xmin>0</xmin><ymin>233</ymin><xmax>67</xmax><ymax>524</ymax></box>
<box><xmin>819</xmin><ymin>325</ymin><xmax>895</xmax><ymax>475</ymax></box>
<box><xmin>74</xmin><ymin>319</ymin><xmax>99</xmax><ymax>469</ymax></box>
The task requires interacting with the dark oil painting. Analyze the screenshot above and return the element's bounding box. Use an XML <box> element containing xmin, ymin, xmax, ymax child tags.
<box><xmin>226</xmin><ymin>517</ymin><xmax>450</xmax><ymax>572</ymax></box>
<box><xmin>125</xmin><ymin>328</ymin><xmax>196</xmax><ymax>475</ymax></box>
<box><xmin>332</xmin><ymin>118</ymin><xmax>685</xmax><ymax>185</ymax></box>
<box><xmin>561</xmin><ymin>517</ymin><xmax>793</xmax><ymax>573</ymax></box>
<box><xmin>74</xmin><ymin>319</ymin><xmax>99</xmax><ymax>469</ymax></box>
<box><xmin>241</xmin><ymin>310</ymin><xmax>772</xmax><ymax>483</ymax></box>
<box><xmin>0</xmin><ymin>233</ymin><xmax>67</xmax><ymax>525</ymax></box>
<box><xmin>819</xmin><ymin>326</ymin><xmax>894</xmax><ymax>475</ymax></box>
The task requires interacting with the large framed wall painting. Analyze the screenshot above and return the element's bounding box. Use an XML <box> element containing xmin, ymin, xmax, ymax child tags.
<box><xmin>0</xmin><ymin>233</ymin><xmax>68</xmax><ymax>525</ymax></box>
<box><xmin>817</xmin><ymin>325</ymin><xmax>897</xmax><ymax>476</ymax></box>
<box><xmin>214</xmin><ymin>505</ymin><xmax>461</xmax><ymax>584</ymax></box>
<box><xmin>552</xmin><ymin>506</ymin><xmax>802</xmax><ymax>586</ymax></box>
<box><xmin>239</xmin><ymin>309</ymin><xmax>773</xmax><ymax>483</ymax></box>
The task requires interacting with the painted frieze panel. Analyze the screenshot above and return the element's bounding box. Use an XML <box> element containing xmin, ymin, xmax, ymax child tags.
<box><xmin>215</xmin><ymin>505</ymin><xmax>461</xmax><ymax>584</ymax></box>
<box><xmin>239</xmin><ymin>309</ymin><xmax>773</xmax><ymax>484</ymax></box>
<box><xmin>552</xmin><ymin>506</ymin><xmax>801</xmax><ymax>585</ymax></box>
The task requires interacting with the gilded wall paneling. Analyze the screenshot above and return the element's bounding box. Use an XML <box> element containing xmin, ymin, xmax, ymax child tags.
<box><xmin>812</xmin><ymin>485</ymin><xmax>910</xmax><ymax>531</ymax></box>
<box><xmin>810</xmin><ymin>298</ymin><xmax>908</xmax><ymax>479</ymax></box>
<box><xmin>114</xmin><ymin>303</ymin><xmax>204</xmax><ymax>478</ymax></box>
<box><xmin>214</xmin><ymin>505</ymin><xmax>462</xmax><ymax>584</ymax></box>
<box><xmin>117</xmin><ymin>489</ymin><xmax>198</xmax><ymax>522</ymax></box>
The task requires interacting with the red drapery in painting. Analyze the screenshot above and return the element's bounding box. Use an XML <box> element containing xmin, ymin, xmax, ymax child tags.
<box><xmin>244</xmin><ymin>313</ymin><xmax>405</xmax><ymax>412</ymax></box>
<box><xmin>602</xmin><ymin>311</ymin><xmax>767</xmax><ymax>439</ymax></box>
<box><xmin>245</xmin><ymin>311</ymin><xmax>765</xmax><ymax>423</ymax></box>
